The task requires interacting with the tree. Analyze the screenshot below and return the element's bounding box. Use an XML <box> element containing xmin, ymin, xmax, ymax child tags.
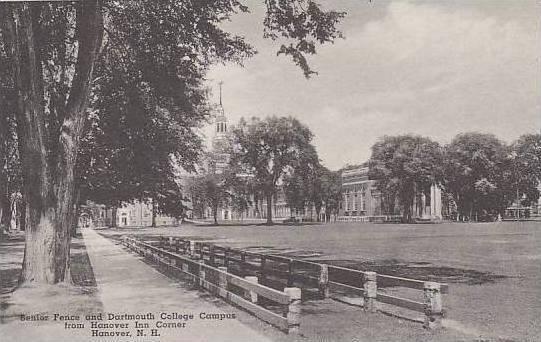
<box><xmin>0</xmin><ymin>14</ymin><xmax>23</xmax><ymax>237</ymax></box>
<box><xmin>224</xmin><ymin>172</ymin><xmax>253</xmax><ymax>220</ymax></box>
<box><xmin>0</xmin><ymin>87</ymin><xmax>21</xmax><ymax>235</ymax></box>
<box><xmin>509</xmin><ymin>134</ymin><xmax>541</xmax><ymax>210</ymax></box>
<box><xmin>0</xmin><ymin>115</ymin><xmax>22</xmax><ymax>235</ymax></box>
<box><xmin>284</xmin><ymin>171</ymin><xmax>308</xmax><ymax>217</ymax></box>
<box><xmin>283</xmin><ymin>147</ymin><xmax>320</xmax><ymax>220</ymax></box>
<box><xmin>319</xmin><ymin>167</ymin><xmax>341</xmax><ymax>222</ymax></box>
<box><xmin>1</xmin><ymin>1</ymin><xmax>103</xmax><ymax>283</ymax></box>
<box><xmin>78</xmin><ymin>103</ymin><xmax>191</xmax><ymax>223</ymax></box>
<box><xmin>369</xmin><ymin>135</ymin><xmax>444</xmax><ymax>222</ymax></box>
<box><xmin>0</xmin><ymin>1</ymin><xmax>345</xmax><ymax>284</ymax></box>
<box><xmin>444</xmin><ymin>132</ymin><xmax>510</xmax><ymax>221</ymax></box>
<box><xmin>204</xmin><ymin>172</ymin><xmax>231</xmax><ymax>225</ymax></box>
<box><xmin>231</xmin><ymin>116</ymin><xmax>317</xmax><ymax>224</ymax></box>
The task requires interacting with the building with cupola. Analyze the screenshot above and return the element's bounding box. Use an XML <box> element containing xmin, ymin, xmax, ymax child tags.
<box><xmin>188</xmin><ymin>85</ymin><xmax>298</xmax><ymax>222</ymax></box>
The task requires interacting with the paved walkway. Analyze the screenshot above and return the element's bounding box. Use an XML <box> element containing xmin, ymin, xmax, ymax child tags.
<box><xmin>83</xmin><ymin>228</ymin><xmax>273</xmax><ymax>342</ymax></box>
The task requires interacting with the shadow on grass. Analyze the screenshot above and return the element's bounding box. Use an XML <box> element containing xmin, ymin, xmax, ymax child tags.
<box><xmin>70</xmin><ymin>237</ymin><xmax>98</xmax><ymax>287</ymax></box>
<box><xmin>321</xmin><ymin>259</ymin><xmax>508</xmax><ymax>286</ymax></box>
<box><xmin>0</xmin><ymin>235</ymin><xmax>98</xmax><ymax>296</ymax></box>
<box><xmin>0</xmin><ymin>235</ymin><xmax>25</xmax><ymax>296</ymax></box>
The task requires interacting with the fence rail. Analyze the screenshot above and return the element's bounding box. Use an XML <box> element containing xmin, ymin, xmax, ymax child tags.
<box><xmin>134</xmin><ymin>236</ymin><xmax>448</xmax><ymax>329</ymax></box>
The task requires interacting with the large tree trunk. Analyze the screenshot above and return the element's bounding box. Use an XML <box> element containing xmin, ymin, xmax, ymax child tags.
<box><xmin>266</xmin><ymin>191</ymin><xmax>273</xmax><ymax>225</ymax></box>
<box><xmin>2</xmin><ymin>1</ymin><xmax>103</xmax><ymax>284</ymax></box>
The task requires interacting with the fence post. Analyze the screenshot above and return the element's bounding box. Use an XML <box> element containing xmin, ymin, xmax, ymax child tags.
<box><xmin>145</xmin><ymin>246</ymin><xmax>150</xmax><ymax>258</ymax></box>
<box><xmin>259</xmin><ymin>256</ymin><xmax>267</xmax><ymax>284</ymax></box>
<box><xmin>284</xmin><ymin>287</ymin><xmax>301</xmax><ymax>334</ymax></box>
<box><xmin>209</xmin><ymin>245</ymin><xmax>215</xmax><ymax>265</ymax></box>
<box><xmin>240</xmin><ymin>252</ymin><xmax>246</xmax><ymax>276</ymax></box>
<box><xmin>182</xmin><ymin>262</ymin><xmax>194</xmax><ymax>284</ymax></box>
<box><xmin>287</xmin><ymin>260</ymin><xmax>294</xmax><ymax>286</ymax></box>
<box><xmin>318</xmin><ymin>264</ymin><xmax>330</xmax><ymax>299</ymax></box>
<box><xmin>189</xmin><ymin>240</ymin><xmax>196</xmax><ymax>258</ymax></box>
<box><xmin>218</xmin><ymin>267</ymin><xmax>228</xmax><ymax>298</ymax></box>
<box><xmin>224</xmin><ymin>248</ymin><xmax>230</xmax><ymax>268</ymax></box>
<box><xmin>245</xmin><ymin>276</ymin><xmax>259</xmax><ymax>303</ymax></box>
<box><xmin>423</xmin><ymin>282</ymin><xmax>442</xmax><ymax>329</ymax></box>
<box><xmin>160</xmin><ymin>236</ymin><xmax>165</xmax><ymax>248</ymax></box>
<box><xmin>168</xmin><ymin>237</ymin><xmax>173</xmax><ymax>250</ymax></box>
<box><xmin>363</xmin><ymin>272</ymin><xmax>377</xmax><ymax>313</ymax></box>
<box><xmin>198</xmin><ymin>260</ymin><xmax>206</xmax><ymax>289</ymax></box>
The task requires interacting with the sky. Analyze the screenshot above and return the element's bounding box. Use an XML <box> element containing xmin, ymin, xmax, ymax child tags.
<box><xmin>204</xmin><ymin>0</ymin><xmax>541</xmax><ymax>170</ymax></box>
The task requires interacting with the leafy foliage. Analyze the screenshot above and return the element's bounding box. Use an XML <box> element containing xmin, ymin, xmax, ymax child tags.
<box><xmin>283</xmin><ymin>145</ymin><xmax>320</xmax><ymax>216</ymax></box>
<box><xmin>512</xmin><ymin>134</ymin><xmax>541</xmax><ymax>206</ymax></box>
<box><xmin>230</xmin><ymin>116</ymin><xmax>318</xmax><ymax>223</ymax></box>
<box><xmin>263</xmin><ymin>0</ymin><xmax>346</xmax><ymax>77</ymax></box>
<box><xmin>76</xmin><ymin>0</ymin><xmax>345</xmax><ymax>217</ymax></box>
<box><xmin>191</xmin><ymin>172</ymin><xmax>231</xmax><ymax>224</ymax></box>
<box><xmin>443</xmin><ymin>133</ymin><xmax>511</xmax><ymax>220</ymax></box>
<box><xmin>319</xmin><ymin>167</ymin><xmax>342</xmax><ymax>221</ymax></box>
<box><xmin>369</xmin><ymin>135</ymin><xmax>444</xmax><ymax>221</ymax></box>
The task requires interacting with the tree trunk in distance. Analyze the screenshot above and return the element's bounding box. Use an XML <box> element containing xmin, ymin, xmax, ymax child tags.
<box><xmin>18</xmin><ymin>200</ymin><xmax>26</xmax><ymax>231</ymax></box>
<box><xmin>151</xmin><ymin>200</ymin><xmax>156</xmax><ymax>227</ymax></box>
<box><xmin>110</xmin><ymin>206</ymin><xmax>115</xmax><ymax>227</ymax></box>
<box><xmin>213</xmin><ymin>204</ymin><xmax>218</xmax><ymax>225</ymax></box>
<box><xmin>266</xmin><ymin>192</ymin><xmax>273</xmax><ymax>225</ymax></box>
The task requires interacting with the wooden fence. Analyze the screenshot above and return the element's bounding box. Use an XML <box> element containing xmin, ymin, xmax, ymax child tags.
<box><xmin>122</xmin><ymin>237</ymin><xmax>301</xmax><ymax>333</ymax></box>
<box><xmin>152</xmin><ymin>236</ymin><xmax>448</xmax><ymax>329</ymax></box>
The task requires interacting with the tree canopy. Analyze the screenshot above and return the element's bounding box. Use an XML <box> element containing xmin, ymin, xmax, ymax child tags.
<box><xmin>230</xmin><ymin>116</ymin><xmax>318</xmax><ymax>224</ymax></box>
<box><xmin>368</xmin><ymin>135</ymin><xmax>444</xmax><ymax>222</ymax></box>
<box><xmin>368</xmin><ymin>132</ymin><xmax>541</xmax><ymax>221</ymax></box>
<box><xmin>444</xmin><ymin>133</ymin><xmax>510</xmax><ymax>220</ymax></box>
<box><xmin>512</xmin><ymin>133</ymin><xmax>541</xmax><ymax>206</ymax></box>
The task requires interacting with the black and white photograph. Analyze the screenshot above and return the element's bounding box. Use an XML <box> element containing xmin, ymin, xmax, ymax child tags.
<box><xmin>0</xmin><ymin>0</ymin><xmax>540</xmax><ymax>341</ymax></box>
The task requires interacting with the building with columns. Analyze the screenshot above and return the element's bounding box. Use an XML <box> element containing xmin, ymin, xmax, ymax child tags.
<box><xmin>340</xmin><ymin>165</ymin><xmax>381</xmax><ymax>218</ymax></box>
<box><xmin>338</xmin><ymin>164</ymin><xmax>443</xmax><ymax>222</ymax></box>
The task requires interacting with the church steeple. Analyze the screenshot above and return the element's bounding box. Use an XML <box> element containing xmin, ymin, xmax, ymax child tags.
<box><xmin>211</xmin><ymin>81</ymin><xmax>231</xmax><ymax>171</ymax></box>
<box><xmin>219</xmin><ymin>81</ymin><xmax>224</xmax><ymax>109</ymax></box>
<box><xmin>215</xmin><ymin>81</ymin><xmax>227</xmax><ymax>135</ymax></box>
